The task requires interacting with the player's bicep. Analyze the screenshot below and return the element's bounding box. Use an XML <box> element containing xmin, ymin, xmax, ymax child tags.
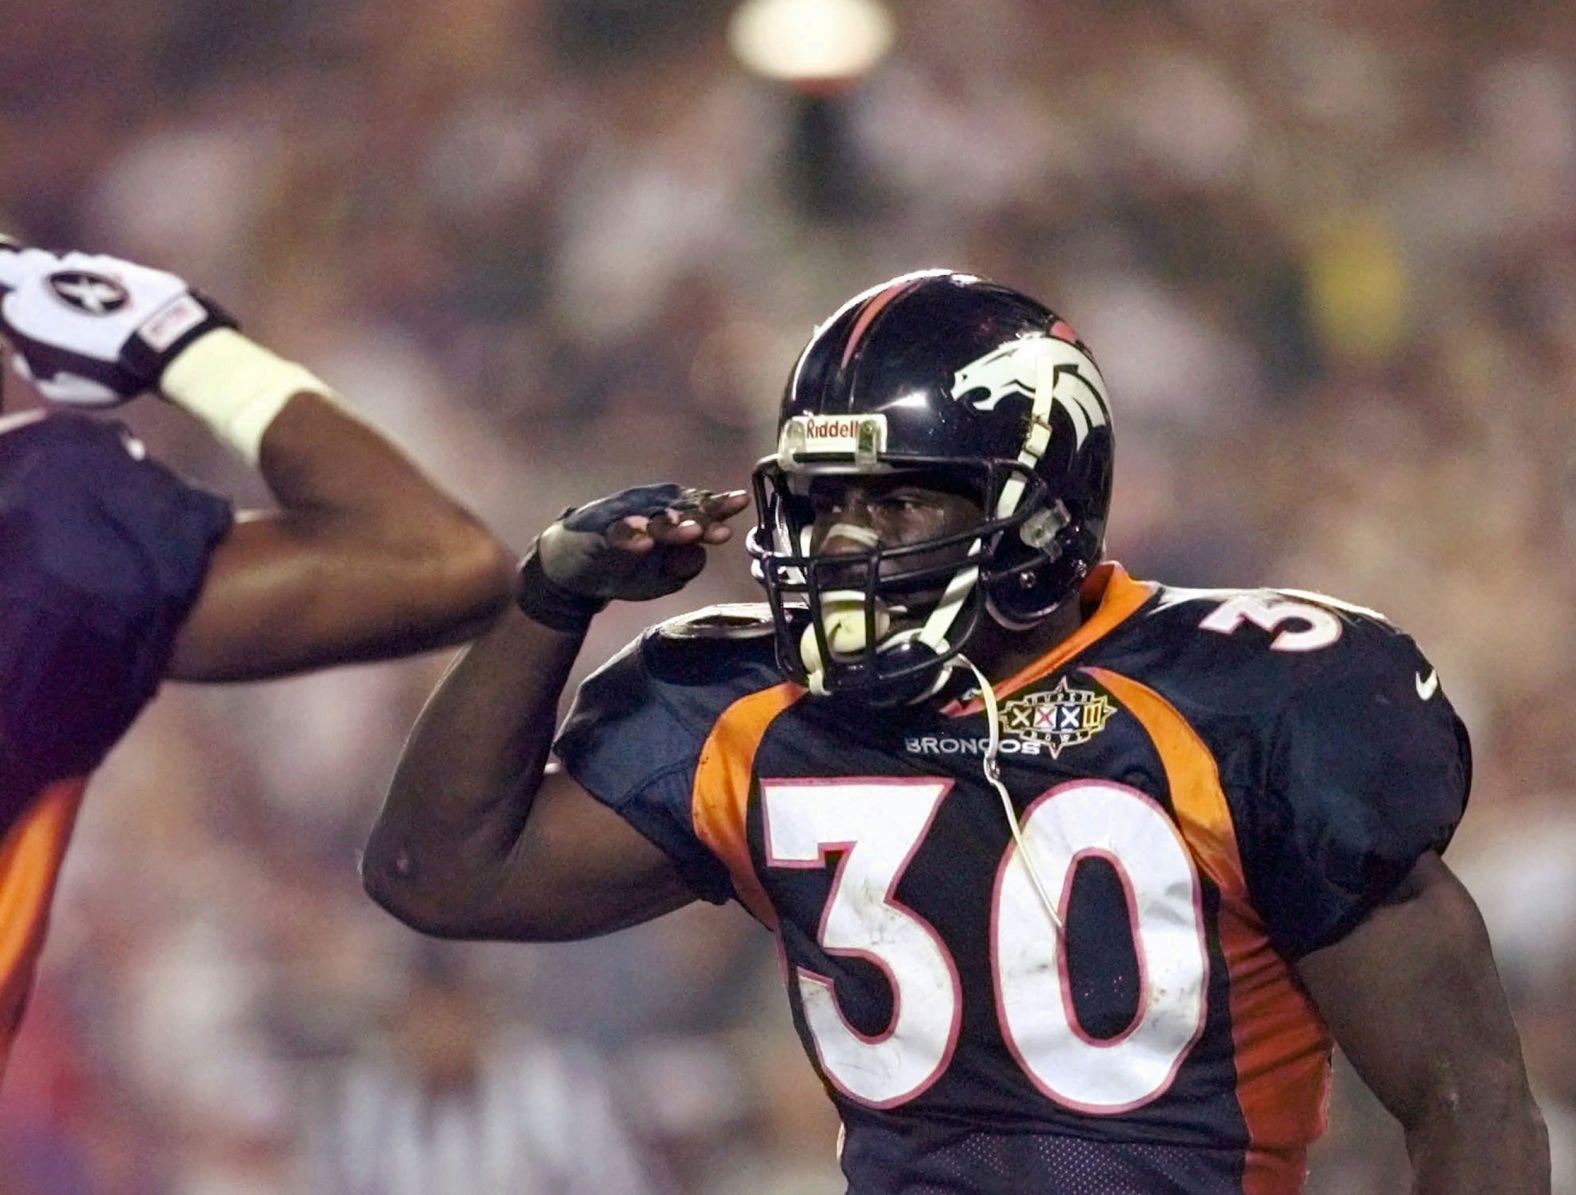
<box><xmin>467</xmin><ymin>768</ymin><xmax>697</xmax><ymax>942</ymax></box>
<box><xmin>1295</xmin><ymin>852</ymin><xmax>1534</xmax><ymax>1127</ymax></box>
<box><xmin>168</xmin><ymin>510</ymin><xmax>499</xmax><ymax>682</ymax></box>
<box><xmin>168</xmin><ymin>513</ymin><xmax>410</xmax><ymax>681</ymax></box>
<box><xmin>166</xmin><ymin>514</ymin><xmax>320</xmax><ymax>680</ymax></box>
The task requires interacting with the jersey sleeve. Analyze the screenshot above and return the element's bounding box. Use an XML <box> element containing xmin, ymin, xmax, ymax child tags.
<box><xmin>1239</xmin><ymin>626</ymin><xmax>1471</xmax><ymax>960</ymax></box>
<box><xmin>0</xmin><ymin>413</ymin><xmax>233</xmax><ymax>791</ymax></box>
<box><xmin>553</xmin><ymin>634</ymin><xmax>735</xmax><ymax>905</ymax></box>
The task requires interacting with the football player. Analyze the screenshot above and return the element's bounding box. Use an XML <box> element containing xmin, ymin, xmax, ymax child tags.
<box><xmin>364</xmin><ymin>271</ymin><xmax>1549</xmax><ymax>1193</ymax></box>
<box><xmin>0</xmin><ymin>241</ymin><xmax>514</xmax><ymax>1078</ymax></box>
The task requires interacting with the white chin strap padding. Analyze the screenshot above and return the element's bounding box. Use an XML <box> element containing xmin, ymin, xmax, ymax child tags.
<box><xmin>800</xmin><ymin>543</ymin><xmax>984</xmax><ymax>699</ymax></box>
<box><xmin>799</xmin><ymin>524</ymin><xmax>887</xmax><ymax>693</ymax></box>
<box><xmin>801</xmin><ymin>590</ymin><xmax>894</xmax><ymax>694</ymax></box>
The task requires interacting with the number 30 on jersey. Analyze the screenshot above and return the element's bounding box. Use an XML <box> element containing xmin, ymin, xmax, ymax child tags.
<box><xmin>761</xmin><ymin>778</ymin><xmax>1209</xmax><ymax>1111</ymax></box>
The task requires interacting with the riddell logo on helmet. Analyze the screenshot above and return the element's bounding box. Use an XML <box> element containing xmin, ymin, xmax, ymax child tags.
<box><xmin>806</xmin><ymin>418</ymin><xmax>863</xmax><ymax>439</ymax></box>
<box><xmin>779</xmin><ymin>414</ymin><xmax>888</xmax><ymax>465</ymax></box>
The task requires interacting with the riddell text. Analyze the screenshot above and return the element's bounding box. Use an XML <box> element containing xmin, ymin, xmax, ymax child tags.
<box><xmin>807</xmin><ymin>419</ymin><xmax>864</xmax><ymax>438</ymax></box>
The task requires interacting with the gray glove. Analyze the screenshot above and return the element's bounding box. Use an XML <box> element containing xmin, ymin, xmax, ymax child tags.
<box><xmin>518</xmin><ymin>483</ymin><xmax>737</xmax><ymax>632</ymax></box>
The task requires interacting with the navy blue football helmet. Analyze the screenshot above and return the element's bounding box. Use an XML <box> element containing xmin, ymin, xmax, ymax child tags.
<box><xmin>747</xmin><ymin>270</ymin><xmax>1114</xmax><ymax>703</ymax></box>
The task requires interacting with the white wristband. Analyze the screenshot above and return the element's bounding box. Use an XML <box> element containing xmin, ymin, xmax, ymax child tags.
<box><xmin>159</xmin><ymin>328</ymin><xmax>337</xmax><ymax>465</ymax></box>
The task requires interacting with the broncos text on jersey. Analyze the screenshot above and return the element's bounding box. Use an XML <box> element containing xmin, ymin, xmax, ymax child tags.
<box><xmin>555</xmin><ymin>563</ymin><xmax>1470</xmax><ymax>1195</ymax></box>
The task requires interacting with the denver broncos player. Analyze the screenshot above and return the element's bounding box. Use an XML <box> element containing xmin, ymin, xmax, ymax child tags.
<box><xmin>0</xmin><ymin>241</ymin><xmax>513</xmax><ymax>1079</ymax></box>
<box><xmin>365</xmin><ymin>271</ymin><xmax>1548</xmax><ymax>1193</ymax></box>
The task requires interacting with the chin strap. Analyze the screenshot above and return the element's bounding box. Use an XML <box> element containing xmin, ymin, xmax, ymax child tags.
<box><xmin>800</xmin><ymin>546</ymin><xmax>986</xmax><ymax>697</ymax></box>
<box><xmin>958</xmin><ymin>654</ymin><xmax>1064</xmax><ymax>935</ymax></box>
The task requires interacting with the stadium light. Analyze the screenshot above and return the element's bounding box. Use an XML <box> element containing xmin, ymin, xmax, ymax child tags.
<box><xmin>727</xmin><ymin>0</ymin><xmax>896</xmax><ymax>89</ymax></box>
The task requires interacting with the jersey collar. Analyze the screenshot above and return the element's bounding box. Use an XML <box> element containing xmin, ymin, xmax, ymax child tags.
<box><xmin>942</xmin><ymin>561</ymin><xmax>1155</xmax><ymax>717</ymax></box>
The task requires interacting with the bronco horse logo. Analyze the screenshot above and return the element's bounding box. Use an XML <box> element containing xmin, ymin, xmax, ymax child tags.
<box><xmin>950</xmin><ymin>321</ymin><xmax>1110</xmax><ymax>449</ymax></box>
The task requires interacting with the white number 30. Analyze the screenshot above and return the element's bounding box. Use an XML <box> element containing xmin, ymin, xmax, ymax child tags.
<box><xmin>1197</xmin><ymin>592</ymin><xmax>1343</xmax><ymax>652</ymax></box>
<box><xmin>761</xmin><ymin>778</ymin><xmax>1209</xmax><ymax>1112</ymax></box>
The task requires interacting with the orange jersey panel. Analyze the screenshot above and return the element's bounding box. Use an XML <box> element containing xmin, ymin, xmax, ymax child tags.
<box><xmin>692</xmin><ymin>681</ymin><xmax>805</xmax><ymax>928</ymax></box>
<box><xmin>0</xmin><ymin>775</ymin><xmax>89</xmax><ymax>1081</ymax></box>
<box><xmin>1089</xmin><ymin>666</ymin><xmax>1333</xmax><ymax>1192</ymax></box>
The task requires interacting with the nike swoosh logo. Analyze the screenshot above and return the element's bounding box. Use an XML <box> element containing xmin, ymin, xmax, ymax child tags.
<box><xmin>1415</xmin><ymin>669</ymin><xmax>1439</xmax><ymax>700</ymax></box>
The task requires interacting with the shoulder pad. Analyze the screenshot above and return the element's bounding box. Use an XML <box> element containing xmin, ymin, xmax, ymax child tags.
<box><xmin>1272</xmin><ymin>588</ymin><xmax>1389</xmax><ymax>622</ymax></box>
<box><xmin>1147</xmin><ymin>584</ymin><xmax>1391</xmax><ymax>655</ymax></box>
<box><xmin>1128</xmin><ymin>582</ymin><xmax>1450</xmax><ymax>741</ymax></box>
<box><xmin>642</xmin><ymin>604</ymin><xmax>785</xmax><ymax>690</ymax></box>
<box><xmin>1152</xmin><ymin>584</ymin><xmax>1388</xmax><ymax>623</ymax></box>
<box><xmin>654</xmin><ymin>603</ymin><xmax>779</xmax><ymax>641</ymax></box>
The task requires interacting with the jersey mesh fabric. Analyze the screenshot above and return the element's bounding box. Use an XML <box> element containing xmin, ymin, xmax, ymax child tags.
<box><xmin>841</xmin><ymin>1121</ymin><xmax>1246</xmax><ymax>1194</ymax></box>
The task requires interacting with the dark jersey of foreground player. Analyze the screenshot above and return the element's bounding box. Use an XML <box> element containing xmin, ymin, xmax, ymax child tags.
<box><xmin>0</xmin><ymin>412</ymin><xmax>232</xmax><ymax>1062</ymax></box>
<box><xmin>555</xmin><ymin>563</ymin><xmax>1470</xmax><ymax>1195</ymax></box>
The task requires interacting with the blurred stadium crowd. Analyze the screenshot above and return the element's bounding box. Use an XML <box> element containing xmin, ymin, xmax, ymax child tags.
<box><xmin>1</xmin><ymin>0</ymin><xmax>1573</xmax><ymax>1191</ymax></box>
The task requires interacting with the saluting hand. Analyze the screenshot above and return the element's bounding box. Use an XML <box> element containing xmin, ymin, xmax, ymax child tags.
<box><xmin>517</xmin><ymin>483</ymin><xmax>750</xmax><ymax>633</ymax></box>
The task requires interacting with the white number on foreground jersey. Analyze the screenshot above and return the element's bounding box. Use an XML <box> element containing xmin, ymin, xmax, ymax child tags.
<box><xmin>1197</xmin><ymin>592</ymin><xmax>1342</xmax><ymax>652</ymax></box>
<box><xmin>761</xmin><ymin>778</ymin><xmax>1209</xmax><ymax>1111</ymax></box>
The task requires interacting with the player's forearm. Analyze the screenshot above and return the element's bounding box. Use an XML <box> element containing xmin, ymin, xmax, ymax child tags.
<box><xmin>167</xmin><ymin>514</ymin><xmax>511</xmax><ymax>679</ymax></box>
<box><xmin>166</xmin><ymin>393</ymin><xmax>513</xmax><ymax>680</ymax></box>
<box><xmin>362</xmin><ymin>604</ymin><xmax>580</xmax><ymax>936</ymax></box>
<box><xmin>1404</xmin><ymin>1077</ymin><xmax>1549</xmax><ymax>1194</ymax></box>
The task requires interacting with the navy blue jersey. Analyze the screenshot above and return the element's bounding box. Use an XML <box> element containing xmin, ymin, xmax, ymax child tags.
<box><xmin>555</xmin><ymin>566</ymin><xmax>1470</xmax><ymax>1195</ymax></box>
<box><xmin>0</xmin><ymin>411</ymin><xmax>232</xmax><ymax>799</ymax></box>
<box><xmin>0</xmin><ymin>411</ymin><xmax>231</xmax><ymax>1064</ymax></box>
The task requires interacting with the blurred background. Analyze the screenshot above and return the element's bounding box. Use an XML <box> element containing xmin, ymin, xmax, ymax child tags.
<box><xmin>2</xmin><ymin>0</ymin><xmax>1574</xmax><ymax>1191</ymax></box>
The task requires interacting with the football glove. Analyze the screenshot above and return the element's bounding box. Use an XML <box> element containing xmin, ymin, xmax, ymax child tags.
<box><xmin>0</xmin><ymin>238</ymin><xmax>234</xmax><ymax>407</ymax></box>
<box><xmin>518</xmin><ymin>484</ymin><xmax>726</xmax><ymax>632</ymax></box>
